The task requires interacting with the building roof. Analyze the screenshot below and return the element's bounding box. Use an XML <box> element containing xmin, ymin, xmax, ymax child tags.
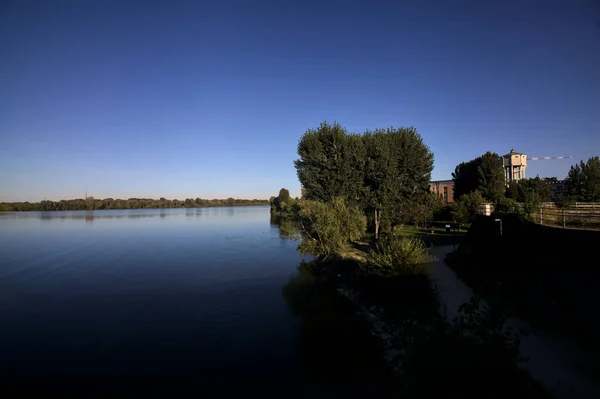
<box><xmin>430</xmin><ymin>180</ymin><xmax>454</xmax><ymax>185</ymax></box>
<box><xmin>502</xmin><ymin>149</ymin><xmax>526</xmax><ymax>157</ymax></box>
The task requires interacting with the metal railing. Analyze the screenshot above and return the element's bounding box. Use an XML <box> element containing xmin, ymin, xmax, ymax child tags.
<box><xmin>534</xmin><ymin>206</ymin><xmax>600</xmax><ymax>230</ymax></box>
<box><xmin>540</xmin><ymin>202</ymin><xmax>600</xmax><ymax>209</ymax></box>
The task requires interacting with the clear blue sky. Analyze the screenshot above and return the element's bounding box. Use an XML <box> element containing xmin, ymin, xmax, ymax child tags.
<box><xmin>1</xmin><ymin>0</ymin><xmax>599</xmax><ymax>202</ymax></box>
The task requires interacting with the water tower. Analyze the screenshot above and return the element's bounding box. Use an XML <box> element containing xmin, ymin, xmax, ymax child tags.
<box><xmin>501</xmin><ymin>149</ymin><xmax>573</xmax><ymax>183</ymax></box>
<box><xmin>502</xmin><ymin>149</ymin><xmax>527</xmax><ymax>183</ymax></box>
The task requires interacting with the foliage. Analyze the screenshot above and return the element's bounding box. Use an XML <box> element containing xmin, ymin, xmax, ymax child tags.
<box><xmin>555</xmin><ymin>195</ymin><xmax>576</xmax><ymax>209</ymax></box>
<box><xmin>409</xmin><ymin>191</ymin><xmax>445</xmax><ymax>228</ymax></box>
<box><xmin>477</xmin><ymin>152</ymin><xmax>506</xmax><ymax>202</ymax></box>
<box><xmin>0</xmin><ymin>197</ymin><xmax>269</xmax><ymax>211</ymax></box>
<box><xmin>282</xmin><ymin>197</ymin><xmax>366</xmax><ymax>259</ymax></box>
<box><xmin>366</xmin><ymin>235</ymin><xmax>432</xmax><ymax>276</ymax></box>
<box><xmin>519</xmin><ymin>177</ymin><xmax>551</xmax><ymax>203</ymax></box>
<box><xmin>503</xmin><ymin>177</ymin><xmax>552</xmax><ymax>215</ymax></box>
<box><xmin>495</xmin><ymin>197</ymin><xmax>520</xmax><ymax>214</ymax></box>
<box><xmin>504</xmin><ymin>181</ymin><xmax>519</xmax><ymax>200</ymax></box>
<box><xmin>278</xmin><ymin>188</ymin><xmax>291</xmax><ymax>204</ymax></box>
<box><xmin>453</xmin><ymin>152</ymin><xmax>504</xmax><ymax>202</ymax></box>
<box><xmin>393</xmin><ymin>225</ymin><xmax>467</xmax><ymax>247</ymax></box>
<box><xmin>566</xmin><ymin>156</ymin><xmax>600</xmax><ymax>202</ymax></box>
<box><xmin>294</xmin><ymin>122</ymin><xmax>434</xmax><ymax>237</ymax></box>
<box><xmin>518</xmin><ymin>177</ymin><xmax>551</xmax><ymax>215</ymax></box>
<box><xmin>294</xmin><ymin>122</ymin><xmax>366</xmax><ymax>204</ymax></box>
<box><xmin>451</xmin><ymin>191</ymin><xmax>484</xmax><ymax>224</ymax></box>
<box><xmin>363</xmin><ymin>128</ymin><xmax>434</xmax><ymax>236</ymax></box>
<box><xmin>453</xmin><ymin>160</ymin><xmax>481</xmax><ymax>200</ymax></box>
<box><xmin>269</xmin><ymin>188</ymin><xmax>295</xmax><ymax>213</ymax></box>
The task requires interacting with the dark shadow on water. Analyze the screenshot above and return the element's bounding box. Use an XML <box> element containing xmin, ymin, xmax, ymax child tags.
<box><xmin>282</xmin><ymin>261</ymin><xmax>398</xmax><ymax>397</ymax></box>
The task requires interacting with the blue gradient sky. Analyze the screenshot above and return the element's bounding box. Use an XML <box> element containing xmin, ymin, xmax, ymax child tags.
<box><xmin>1</xmin><ymin>0</ymin><xmax>599</xmax><ymax>201</ymax></box>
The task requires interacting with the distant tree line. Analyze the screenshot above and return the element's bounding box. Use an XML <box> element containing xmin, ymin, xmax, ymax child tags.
<box><xmin>0</xmin><ymin>197</ymin><xmax>269</xmax><ymax>212</ymax></box>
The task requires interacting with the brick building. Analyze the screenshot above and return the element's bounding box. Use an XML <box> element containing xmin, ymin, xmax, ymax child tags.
<box><xmin>430</xmin><ymin>180</ymin><xmax>454</xmax><ymax>204</ymax></box>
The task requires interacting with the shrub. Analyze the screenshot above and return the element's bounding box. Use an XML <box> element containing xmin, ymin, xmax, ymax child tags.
<box><xmin>452</xmin><ymin>190</ymin><xmax>484</xmax><ymax>225</ymax></box>
<box><xmin>284</xmin><ymin>197</ymin><xmax>367</xmax><ymax>259</ymax></box>
<box><xmin>495</xmin><ymin>197</ymin><xmax>519</xmax><ymax>214</ymax></box>
<box><xmin>367</xmin><ymin>235</ymin><xmax>432</xmax><ymax>276</ymax></box>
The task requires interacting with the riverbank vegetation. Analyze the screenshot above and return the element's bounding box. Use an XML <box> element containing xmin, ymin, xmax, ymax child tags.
<box><xmin>274</xmin><ymin>121</ymin><xmax>548</xmax><ymax>397</ymax></box>
<box><xmin>293</xmin><ymin>122</ymin><xmax>436</xmax><ymax>239</ymax></box>
<box><xmin>0</xmin><ymin>197</ymin><xmax>269</xmax><ymax>212</ymax></box>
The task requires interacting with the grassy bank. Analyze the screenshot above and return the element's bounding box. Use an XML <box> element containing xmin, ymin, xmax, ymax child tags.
<box><xmin>393</xmin><ymin>225</ymin><xmax>467</xmax><ymax>247</ymax></box>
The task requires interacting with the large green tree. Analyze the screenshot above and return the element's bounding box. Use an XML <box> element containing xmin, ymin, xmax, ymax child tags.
<box><xmin>363</xmin><ymin>128</ymin><xmax>434</xmax><ymax>237</ymax></box>
<box><xmin>294</xmin><ymin>122</ymin><xmax>433</xmax><ymax>239</ymax></box>
<box><xmin>453</xmin><ymin>152</ymin><xmax>504</xmax><ymax>202</ymax></box>
<box><xmin>566</xmin><ymin>156</ymin><xmax>600</xmax><ymax>202</ymax></box>
<box><xmin>278</xmin><ymin>188</ymin><xmax>291</xmax><ymax>204</ymax></box>
<box><xmin>453</xmin><ymin>160</ymin><xmax>481</xmax><ymax>200</ymax></box>
<box><xmin>270</xmin><ymin>188</ymin><xmax>295</xmax><ymax>213</ymax></box>
<box><xmin>294</xmin><ymin>122</ymin><xmax>365</xmax><ymax>204</ymax></box>
<box><xmin>477</xmin><ymin>152</ymin><xmax>505</xmax><ymax>202</ymax></box>
<box><xmin>517</xmin><ymin>177</ymin><xmax>551</xmax><ymax>203</ymax></box>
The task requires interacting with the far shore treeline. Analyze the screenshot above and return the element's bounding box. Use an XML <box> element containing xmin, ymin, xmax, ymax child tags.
<box><xmin>0</xmin><ymin>197</ymin><xmax>269</xmax><ymax>212</ymax></box>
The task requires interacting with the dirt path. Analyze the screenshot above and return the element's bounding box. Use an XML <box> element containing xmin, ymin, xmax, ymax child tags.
<box><xmin>429</xmin><ymin>245</ymin><xmax>599</xmax><ymax>399</ymax></box>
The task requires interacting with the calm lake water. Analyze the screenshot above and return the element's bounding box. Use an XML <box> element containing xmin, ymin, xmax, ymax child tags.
<box><xmin>0</xmin><ymin>207</ymin><xmax>393</xmax><ymax>397</ymax></box>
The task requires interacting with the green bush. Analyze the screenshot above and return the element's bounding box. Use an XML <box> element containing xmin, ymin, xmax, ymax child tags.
<box><xmin>284</xmin><ymin>197</ymin><xmax>367</xmax><ymax>259</ymax></box>
<box><xmin>452</xmin><ymin>190</ymin><xmax>484</xmax><ymax>225</ymax></box>
<box><xmin>495</xmin><ymin>197</ymin><xmax>519</xmax><ymax>214</ymax></box>
<box><xmin>367</xmin><ymin>235</ymin><xmax>432</xmax><ymax>276</ymax></box>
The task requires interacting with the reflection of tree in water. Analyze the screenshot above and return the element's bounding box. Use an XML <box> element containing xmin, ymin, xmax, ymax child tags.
<box><xmin>85</xmin><ymin>214</ymin><xmax>95</xmax><ymax>224</ymax></box>
<box><xmin>270</xmin><ymin>214</ymin><xmax>281</xmax><ymax>227</ymax></box>
<box><xmin>270</xmin><ymin>215</ymin><xmax>289</xmax><ymax>241</ymax></box>
<box><xmin>270</xmin><ymin>214</ymin><xmax>300</xmax><ymax>241</ymax></box>
<box><xmin>282</xmin><ymin>262</ymin><xmax>397</xmax><ymax>396</ymax></box>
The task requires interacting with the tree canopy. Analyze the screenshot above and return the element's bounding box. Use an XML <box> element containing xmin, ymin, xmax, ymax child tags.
<box><xmin>566</xmin><ymin>156</ymin><xmax>600</xmax><ymax>202</ymax></box>
<box><xmin>294</xmin><ymin>122</ymin><xmax>434</xmax><ymax>238</ymax></box>
<box><xmin>451</xmin><ymin>190</ymin><xmax>485</xmax><ymax>225</ymax></box>
<box><xmin>363</xmin><ymin>128</ymin><xmax>434</xmax><ymax>235</ymax></box>
<box><xmin>294</xmin><ymin>122</ymin><xmax>365</xmax><ymax>204</ymax></box>
<box><xmin>269</xmin><ymin>188</ymin><xmax>295</xmax><ymax>213</ymax></box>
<box><xmin>452</xmin><ymin>152</ymin><xmax>504</xmax><ymax>202</ymax></box>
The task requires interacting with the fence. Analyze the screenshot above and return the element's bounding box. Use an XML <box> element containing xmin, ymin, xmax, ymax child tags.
<box><xmin>540</xmin><ymin>202</ymin><xmax>600</xmax><ymax>209</ymax></box>
<box><xmin>533</xmin><ymin>205</ymin><xmax>600</xmax><ymax>230</ymax></box>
